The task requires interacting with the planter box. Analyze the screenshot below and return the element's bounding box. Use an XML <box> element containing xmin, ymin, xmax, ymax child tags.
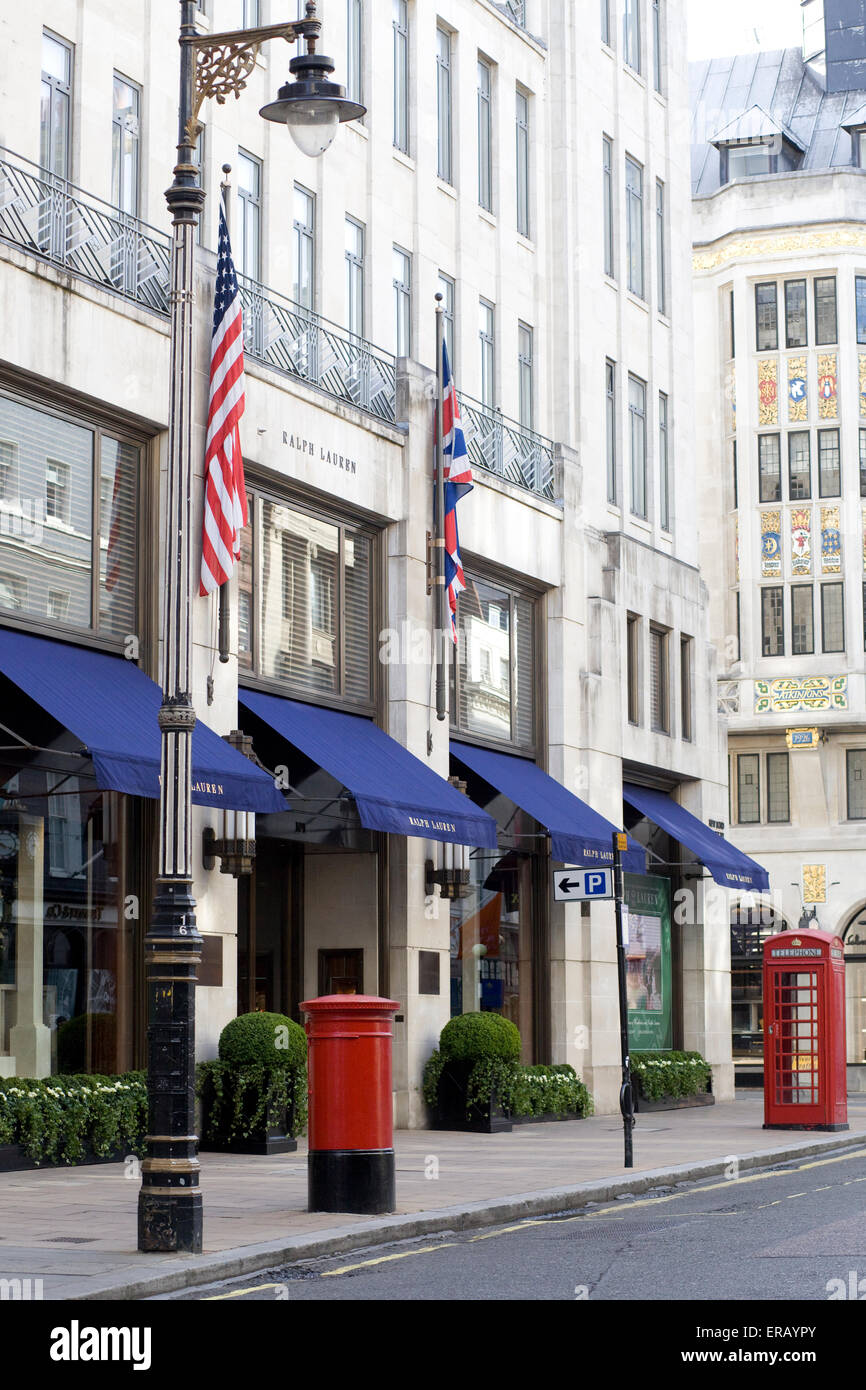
<box><xmin>198</xmin><ymin>1078</ymin><xmax>299</xmax><ymax>1155</ymax></box>
<box><xmin>0</xmin><ymin>1142</ymin><xmax>130</xmax><ymax>1173</ymax></box>
<box><xmin>431</xmin><ymin>1060</ymin><xmax>512</xmax><ymax>1134</ymax></box>
<box><xmin>631</xmin><ymin>1074</ymin><xmax>714</xmax><ymax>1113</ymax></box>
<box><xmin>510</xmin><ymin>1111</ymin><xmax>583</xmax><ymax>1125</ymax></box>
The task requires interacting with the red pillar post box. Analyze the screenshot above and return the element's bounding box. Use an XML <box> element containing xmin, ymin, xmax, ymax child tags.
<box><xmin>762</xmin><ymin>929</ymin><xmax>848</xmax><ymax>1131</ymax></box>
<box><xmin>302</xmin><ymin>994</ymin><xmax>401</xmax><ymax>1214</ymax></box>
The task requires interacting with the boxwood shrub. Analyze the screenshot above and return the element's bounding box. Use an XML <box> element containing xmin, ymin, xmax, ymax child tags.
<box><xmin>0</xmin><ymin>1071</ymin><xmax>147</xmax><ymax>1166</ymax></box>
<box><xmin>198</xmin><ymin>1011</ymin><xmax>308</xmax><ymax>1143</ymax></box>
<box><xmin>423</xmin><ymin>1015</ymin><xmax>593</xmax><ymax>1121</ymax></box>
<box><xmin>630</xmin><ymin>1049</ymin><xmax>712</xmax><ymax>1101</ymax></box>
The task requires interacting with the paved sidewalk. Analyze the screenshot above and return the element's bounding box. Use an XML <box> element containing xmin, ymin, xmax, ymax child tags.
<box><xmin>2</xmin><ymin>1091</ymin><xmax>865</xmax><ymax>1300</ymax></box>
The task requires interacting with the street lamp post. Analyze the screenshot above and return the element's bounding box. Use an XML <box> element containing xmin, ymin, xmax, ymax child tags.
<box><xmin>138</xmin><ymin>0</ymin><xmax>363</xmax><ymax>1255</ymax></box>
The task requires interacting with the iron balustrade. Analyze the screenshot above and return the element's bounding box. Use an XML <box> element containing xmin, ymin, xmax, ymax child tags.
<box><xmin>459</xmin><ymin>391</ymin><xmax>556</xmax><ymax>501</ymax></box>
<box><xmin>236</xmin><ymin>272</ymin><xmax>396</xmax><ymax>423</ymax></box>
<box><xmin>0</xmin><ymin>145</ymin><xmax>397</xmax><ymax>424</ymax></box>
<box><xmin>0</xmin><ymin>146</ymin><xmax>170</xmax><ymax>312</ymax></box>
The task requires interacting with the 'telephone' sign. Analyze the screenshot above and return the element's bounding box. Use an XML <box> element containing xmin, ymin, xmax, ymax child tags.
<box><xmin>553</xmin><ymin>869</ymin><xmax>613</xmax><ymax>902</ymax></box>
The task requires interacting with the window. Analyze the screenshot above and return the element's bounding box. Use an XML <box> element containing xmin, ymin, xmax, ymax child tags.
<box><xmin>451</xmin><ymin>574</ymin><xmax>536</xmax><ymax>750</ymax></box>
<box><xmin>652</xmin><ymin>0</ymin><xmax>662</xmax><ymax>92</ymax></box>
<box><xmin>436</xmin><ymin>27</ymin><xmax>452</xmax><ymax>184</ymax></box>
<box><xmin>477</xmin><ymin>59</ymin><xmax>492</xmax><ymax>212</ymax></box>
<box><xmin>293</xmin><ymin>184</ymin><xmax>315</xmax><ymax>311</ymax></box>
<box><xmin>629</xmin><ymin>374</ymin><xmax>647</xmax><ymax>517</ymax></box>
<box><xmin>659</xmin><ymin>391</ymin><xmax>670</xmax><ymax>530</ymax></box>
<box><xmin>755</xmin><ymin>283</ymin><xmax>778</xmax><ymax>351</ymax></box>
<box><xmin>193</xmin><ymin>127</ymin><xmax>206</xmax><ymax>246</ymax></box>
<box><xmin>861</xmin><ymin>428</ymin><xmax>866</xmax><ymax>497</ymax></box>
<box><xmin>240</xmin><ymin>489</ymin><xmax>374</xmax><ymax>707</ymax></box>
<box><xmin>736</xmin><ymin>754</ymin><xmax>760</xmax><ymax>824</ymax></box>
<box><xmin>479</xmin><ymin>300</ymin><xmax>495</xmax><ymax>408</ymax></box>
<box><xmin>626</xmin><ymin>156</ymin><xmax>644</xmax><ymax>298</ymax></box>
<box><xmin>732</xmin><ymin>439</ymin><xmax>738</xmax><ymax>508</ymax></box>
<box><xmin>606</xmin><ymin>360</ymin><xmax>617</xmax><ymax>503</ymax></box>
<box><xmin>788</xmin><ymin>431</ymin><xmax>811</xmax><ymax>500</ymax></box>
<box><xmin>758</xmin><ymin>434</ymin><xmax>781</xmax><ymax>503</ymax></box>
<box><xmin>821</xmin><ymin>582</ymin><xmax>845</xmax><ymax>653</ymax></box>
<box><xmin>236</xmin><ymin>150</ymin><xmax>262</xmax><ymax>281</ymax></box>
<box><xmin>857</xmin><ymin>276</ymin><xmax>866</xmax><ymax>345</ymax></box>
<box><xmin>516</xmin><ymin>89</ymin><xmax>530</xmax><ymax>237</ymax></box>
<box><xmin>438</xmin><ymin>272</ymin><xmax>455</xmax><ymax>370</ymax></box>
<box><xmin>393</xmin><ymin>0</ymin><xmax>409</xmax><ymax>153</ymax></box>
<box><xmin>847</xmin><ymin>750</ymin><xmax>866</xmax><ymax>820</ymax></box>
<box><xmin>766</xmin><ymin>752</ymin><xmax>790</xmax><ymax>823</ymax></box>
<box><xmin>863</xmin><ymin>581</ymin><xmax>866</xmax><ymax>652</ymax></box>
<box><xmin>603</xmin><ymin>137</ymin><xmax>614</xmax><ymax>277</ymax></box>
<box><xmin>602</xmin><ymin>0</ymin><xmax>611</xmax><ymax>45</ymax></box>
<box><xmin>111</xmin><ymin>75</ymin><xmax>141</xmax><ymax>216</ymax></box>
<box><xmin>649</xmin><ymin>626</ymin><xmax>669</xmax><ymax>733</ymax></box>
<box><xmin>627</xmin><ymin>614</ymin><xmax>640</xmax><ymax>724</ymax></box>
<box><xmin>227</xmin><ymin>0</ymin><xmax>260</xmax><ymax>22</ymax></box>
<box><xmin>347</xmin><ymin>0</ymin><xmax>362</xmax><ymax>107</ymax></box>
<box><xmin>0</xmin><ymin>393</ymin><xmax>138</xmax><ymax>641</ymax></box>
<box><xmin>345</xmin><ymin>217</ymin><xmax>365</xmax><ymax>337</ymax></box>
<box><xmin>0</xmin><ymin>440</ymin><xmax>18</xmax><ymax>502</ymax></box>
<box><xmin>656</xmin><ymin>179</ymin><xmax>666</xmax><ymax>314</ymax></box>
<box><xmin>518</xmin><ymin>323</ymin><xmax>533</xmax><ymax>431</ymax></box>
<box><xmin>814</xmin><ymin>277</ymin><xmax>837</xmax><ymax>344</ymax></box>
<box><xmin>393</xmin><ymin>245</ymin><xmax>411</xmax><ymax>357</ymax></box>
<box><xmin>791</xmin><ymin>585</ymin><xmax>814</xmax><ymax>655</ymax></box>
<box><xmin>624</xmin><ymin>0</ymin><xmax>641</xmax><ymax>73</ymax></box>
<box><xmin>761</xmin><ymin>587</ymin><xmax>784</xmax><ymax>656</ymax></box>
<box><xmin>818</xmin><ymin>429</ymin><xmax>841</xmax><ymax>497</ymax></box>
<box><xmin>41</xmin><ymin>31</ymin><xmax>72</xmax><ymax>180</ymax></box>
<box><xmin>729</xmin><ymin>288</ymin><xmax>736</xmax><ymax>358</ymax></box>
<box><xmin>680</xmin><ymin>635</ymin><xmax>692</xmax><ymax>741</ymax></box>
<box><xmin>784</xmin><ymin>279</ymin><xmax>807</xmax><ymax>348</ymax></box>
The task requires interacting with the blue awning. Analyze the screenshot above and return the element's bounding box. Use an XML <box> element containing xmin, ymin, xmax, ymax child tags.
<box><xmin>0</xmin><ymin>628</ymin><xmax>286</xmax><ymax>813</ymax></box>
<box><xmin>622</xmin><ymin>783</ymin><xmax>770</xmax><ymax>892</ymax></box>
<box><xmin>240</xmin><ymin>690</ymin><xmax>498</xmax><ymax>847</ymax></box>
<box><xmin>451</xmin><ymin>741</ymin><xmax>647</xmax><ymax>873</ymax></box>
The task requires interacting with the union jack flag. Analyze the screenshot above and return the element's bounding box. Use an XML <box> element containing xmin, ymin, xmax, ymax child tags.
<box><xmin>441</xmin><ymin>341</ymin><xmax>472</xmax><ymax>642</ymax></box>
<box><xmin>199</xmin><ymin>202</ymin><xmax>248</xmax><ymax>596</ymax></box>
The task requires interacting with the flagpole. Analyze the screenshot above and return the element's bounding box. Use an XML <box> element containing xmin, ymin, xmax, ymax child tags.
<box><xmin>216</xmin><ymin>166</ymin><xmax>233</xmax><ymax>666</ymax></box>
<box><xmin>434</xmin><ymin>293</ymin><xmax>447</xmax><ymax>722</ymax></box>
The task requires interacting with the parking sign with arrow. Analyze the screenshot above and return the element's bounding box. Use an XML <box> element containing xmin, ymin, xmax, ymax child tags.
<box><xmin>553</xmin><ymin>869</ymin><xmax>613</xmax><ymax>902</ymax></box>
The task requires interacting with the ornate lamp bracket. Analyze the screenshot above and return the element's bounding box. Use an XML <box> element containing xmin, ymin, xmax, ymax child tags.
<box><xmin>181</xmin><ymin>5</ymin><xmax>321</xmax><ymax>147</ymax></box>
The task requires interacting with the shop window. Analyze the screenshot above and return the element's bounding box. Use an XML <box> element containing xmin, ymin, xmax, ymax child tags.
<box><xmin>239</xmin><ymin>487</ymin><xmax>375</xmax><ymax>710</ymax></box>
<box><xmin>730</xmin><ymin>901</ymin><xmax>783</xmax><ymax>1059</ymax></box>
<box><xmin>0</xmin><ymin>392</ymin><xmax>139</xmax><ymax>644</ymax></box>
<box><xmin>451</xmin><ymin>572</ymin><xmax>536</xmax><ymax>751</ymax></box>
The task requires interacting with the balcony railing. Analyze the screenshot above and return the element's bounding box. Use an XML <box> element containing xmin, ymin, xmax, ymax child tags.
<box><xmin>237</xmin><ymin>275</ymin><xmax>396</xmax><ymax>424</ymax></box>
<box><xmin>0</xmin><ymin>145</ymin><xmax>397</xmax><ymax>424</ymax></box>
<box><xmin>0</xmin><ymin>147</ymin><xmax>171</xmax><ymax>313</ymax></box>
<box><xmin>459</xmin><ymin>393</ymin><xmax>556</xmax><ymax>501</ymax></box>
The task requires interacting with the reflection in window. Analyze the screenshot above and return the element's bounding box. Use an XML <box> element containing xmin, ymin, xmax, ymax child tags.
<box><xmin>241</xmin><ymin>492</ymin><xmax>373</xmax><ymax>707</ymax></box>
<box><xmin>0</xmin><ymin>395</ymin><xmax>139</xmax><ymax>640</ymax></box>
<box><xmin>451</xmin><ymin>574</ymin><xmax>535</xmax><ymax>749</ymax></box>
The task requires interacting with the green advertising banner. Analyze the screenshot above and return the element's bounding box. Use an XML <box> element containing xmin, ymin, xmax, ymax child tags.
<box><xmin>624</xmin><ymin>874</ymin><xmax>672</xmax><ymax>1050</ymax></box>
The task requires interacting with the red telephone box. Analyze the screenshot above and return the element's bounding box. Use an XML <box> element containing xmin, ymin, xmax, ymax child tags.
<box><xmin>762</xmin><ymin>929</ymin><xmax>848</xmax><ymax>1131</ymax></box>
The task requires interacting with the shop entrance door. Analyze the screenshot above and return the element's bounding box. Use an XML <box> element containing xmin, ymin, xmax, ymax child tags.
<box><xmin>237</xmin><ymin>840</ymin><xmax>296</xmax><ymax>1017</ymax></box>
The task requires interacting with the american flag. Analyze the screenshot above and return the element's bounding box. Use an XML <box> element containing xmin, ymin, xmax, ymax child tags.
<box><xmin>199</xmin><ymin>202</ymin><xmax>248</xmax><ymax>596</ymax></box>
<box><xmin>441</xmin><ymin>340</ymin><xmax>472</xmax><ymax>642</ymax></box>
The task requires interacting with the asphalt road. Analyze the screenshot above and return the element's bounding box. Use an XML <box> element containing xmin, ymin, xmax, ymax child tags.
<box><xmin>157</xmin><ymin>1144</ymin><xmax>866</xmax><ymax>1303</ymax></box>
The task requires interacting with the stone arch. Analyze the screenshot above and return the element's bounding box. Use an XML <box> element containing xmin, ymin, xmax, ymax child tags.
<box><xmin>839</xmin><ymin>902</ymin><xmax>866</xmax><ymax>1065</ymax></box>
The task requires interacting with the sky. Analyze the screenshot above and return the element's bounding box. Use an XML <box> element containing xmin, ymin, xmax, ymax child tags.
<box><xmin>687</xmin><ymin>0</ymin><xmax>804</xmax><ymax>59</ymax></box>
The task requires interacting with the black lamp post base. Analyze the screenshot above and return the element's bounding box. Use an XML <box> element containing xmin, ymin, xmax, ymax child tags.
<box><xmin>308</xmin><ymin>1149</ymin><xmax>395</xmax><ymax>1215</ymax></box>
<box><xmin>138</xmin><ymin>1189</ymin><xmax>203</xmax><ymax>1254</ymax></box>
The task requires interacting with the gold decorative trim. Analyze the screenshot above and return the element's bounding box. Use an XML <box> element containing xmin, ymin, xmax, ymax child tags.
<box><xmin>694</xmin><ymin>226</ymin><xmax>866</xmax><ymax>273</ymax></box>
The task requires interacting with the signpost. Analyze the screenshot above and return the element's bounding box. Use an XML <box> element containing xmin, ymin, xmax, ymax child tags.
<box><xmin>613</xmin><ymin>831</ymin><xmax>635</xmax><ymax>1169</ymax></box>
<box><xmin>552</xmin><ymin>868</ymin><xmax>613</xmax><ymax>902</ymax></box>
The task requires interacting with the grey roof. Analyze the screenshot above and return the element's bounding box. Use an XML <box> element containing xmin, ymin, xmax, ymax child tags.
<box><xmin>691</xmin><ymin>47</ymin><xmax>866</xmax><ymax>197</ymax></box>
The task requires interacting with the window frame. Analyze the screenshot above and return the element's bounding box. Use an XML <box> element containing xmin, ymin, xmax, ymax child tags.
<box><xmin>626</xmin><ymin>613</ymin><xmax>641</xmax><ymax>725</ymax></box>
<box><xmin>628</xmin><ymin>373</ymin><xmax>647</xmax><ymax>518</ymax></box>
<box><xmin>238</xmin><ymin>477</ymin><xmax>379</xmax><ymax>714</ymax></box>
<box><xmin>758</xmin><ymin>433</ymin><xmax>781</xmax><ymax>503</ymax></box>
<box><xmin>477</xmin><ymin>57</ymin><xmax>493</xmax><ymax>213</ymax></box>
<box><xmin>516</xmin><ymin>87</ymin><xmax>530</xmax><ymax>238</ymax></box>
<box><xmin>236</xmin><ymin>148</ymin><xmax>263</xmax><ymax>283</ymax></box>
<box><xmin>449</xmin><ymin>567</ymin><xmax>539</xmax><ymax>754</ymax></box>
<box><xmin>438</xmin><ymin>272</ymin><xmax>456</xmax><ymax>371</ymax></box>
<box><xmin>736</xmin><ymin>752</ymin><xmax>761</xmax><ymax>825</ymax></box>
<box><xmin>846</xmin><ymin>748</ymin><xmax>866</xmax><ymax>821</ymax></box>
<box><xmin>856</xmin><ymin>276</ymin><xmax>866</xmax><ymax>346</ymax></box>
<box><xmin>649</xmin><ymin>624</ymin><xmax>670</xmax><ymax>734</ymax></box>
<box><xmin>393</xmin><ymin>243</ymin><xmax>411</xmax><ymax>358</ymax></box>
<box><xmin>652</xmin><ymin>0</ymin><xmax>663</xmax><ymax>93</ymax></box>
<box><xmin>656</xmin><ymin>178</ymin><xmax>666</xmax><ymax>314</ymax></box>
<box><xmin>346</xmin><ymin>0</ymin><xmax>363</xmax><ymax>108</ymax></box>
<box><xmin>784</xmin><ymin>278</ymin><xmax>807</xmax><ymax>349</ymax></box>
<box><xmin>479</xmin><ymin>298</ymin><xmax>496</xmax><ymax>409</ymax></box>
<box><xmin>606</xmin><ymin>359</ymin><xmax>617</xmax><ymax>504</ymax></box>
<box><xmin>791</xmin><ymin>583</ymin><xmax>814</xmax><ymax>656</ymax></box>
<box><xmin>41</xmin><ymin>30</ymin><xmax>73</xmax><ymax>181</ymax></box>
<box><xmin>787</xmin><ymin>430</ymin><xmax>811</xmax><ymax>501</ymax></box>
<box><xmin>392</xmin><ymin>0</ymin><xmax>409</xmax><ymax>154</ymax></box>
<box><xmin>517</xmin><ymin>322</ymin><xmax>534</xmax><ymax>431</ymax></box>
<box><xmin>680</xmin><ymin>634</ymin><xmax>692</xmax><ymax>742</ymax></box>
<box><xmin>755</xmin><ymin>282</ymin><xmax>778</xmax><ymax>352</ymax></box>
<box><xmin>436</xmin><ymin>26</ymin><xmax>453</xmax><ymax>185</ymax></box>
<box><xmin>292</xmin><ymin>182</ymin><xmax>315</xmax><ymax>312</ymax></box>
<box><xmin>659</xmin><ymin>390</ymin><xmax>670</xmax><ymax>531</ymax></box>
<box><xmin>818</xmin><ymin>427</ymin><xmax>841</xmax><ymax>498</ymax></box>
<box><xmin>344</xmin><ymin>214</ymin><xmax>365</xmax><ymax>338</ymax></box>
<box><xmin>761</xmin><ymin>585</ymin><xmax>784</xmax><ymax>657</ymax></box>
<box><xmin>821</xmin><ymin>580</ymin><xmax>845</xmax><ymax>654</ymax></box>
<box><xmin>603</xmin><ymin>136</ymin><xmax>615</xmax><ymax>278</ymax></box>
<box><xmin>766</xmin><ymin>751</ymin><xmax>790</xmax><ymax>824</ymax></box>
<box><xmin>625</xmin><ymin>155</ymin><xmax>644</xmax><ymax>299</ymax></box>
<box><xmin>814</xmin><ymin>276</ymin><xmax>838</xmax><ymax>345</ymax></box>
<box><xmin>624</xmin><ymin>0</ymin><xmax>642</xmax><ymax>74</ymax></box>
